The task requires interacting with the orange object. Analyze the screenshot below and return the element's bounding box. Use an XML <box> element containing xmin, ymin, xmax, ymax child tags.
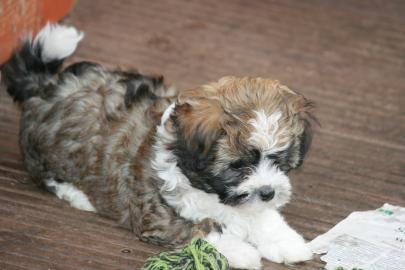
<box><xmin>0</xmin><ymin>0</ymin><xmax>76</xmax><ymax>64</ymax></box>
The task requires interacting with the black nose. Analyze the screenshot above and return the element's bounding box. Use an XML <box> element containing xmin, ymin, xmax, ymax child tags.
<box><xmin>258</xmin><ymin>186</ymin><xmax>275</xmax><ymax>201</ymax></box>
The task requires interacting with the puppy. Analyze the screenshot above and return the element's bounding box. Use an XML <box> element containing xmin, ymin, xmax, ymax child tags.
<box><xmin>1</xmin><ymin>24</ymin><xmax>315</xmax><ymax>269</ymax></box>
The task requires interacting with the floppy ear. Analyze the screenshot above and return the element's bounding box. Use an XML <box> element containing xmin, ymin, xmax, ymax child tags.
<box><xmin>295</xmin><ymin>99</ymin><xmax>318</xmax><ymax>167</ymax></box>
<box><xmin>283</xmin><ymin>93</ymin><xmax>318</xmax><ymax>169</ymax></box>
<box><xmin>299</xmin><ymin>119</ymin><xmax>313</xmax><ymax>160</ymax></box>
<box><xmin>170</xmin><ymin>97</ymin><xmax>227</xmax><ymax>171</ymax></box>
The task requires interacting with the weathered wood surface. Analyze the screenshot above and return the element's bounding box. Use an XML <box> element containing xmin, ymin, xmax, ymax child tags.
<box><xmin>1</xmin><ymin>0</ymin><xmax>404</xmax><ymax>269</ymax></box>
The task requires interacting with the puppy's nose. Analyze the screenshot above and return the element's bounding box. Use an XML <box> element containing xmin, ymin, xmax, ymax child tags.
<box><xmin>258</xmin><ymin>186</ymin><xmax>275</xmax><ymax>201</ymax></box>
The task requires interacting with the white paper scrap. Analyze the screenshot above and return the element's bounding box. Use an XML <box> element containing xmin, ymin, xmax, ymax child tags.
<box><xmin>309</xmin><ymin>203</ymin><xmax>405</xmax><ymax>270</ymax></box>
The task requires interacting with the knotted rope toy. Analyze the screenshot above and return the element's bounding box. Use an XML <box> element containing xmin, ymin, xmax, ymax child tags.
<box><xmin>141</xmin><ymin>238</ymin><xmax>229</xmax><ymax>270</ymax></box>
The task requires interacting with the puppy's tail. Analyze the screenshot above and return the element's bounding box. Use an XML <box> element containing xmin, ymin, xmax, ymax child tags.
<box><xmin>1</xmin><ymin>23</ymin><xmax>84</xmax><ymax>102</ymax></box>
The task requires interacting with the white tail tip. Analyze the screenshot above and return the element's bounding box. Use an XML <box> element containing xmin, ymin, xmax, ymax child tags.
<box><xmin>34</xmin><ymin>23</ymin><xmax>84</xmax><ymax>63</ymax></box>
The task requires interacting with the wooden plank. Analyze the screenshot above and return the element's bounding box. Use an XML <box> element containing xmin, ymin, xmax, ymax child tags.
<box><xmin>0</xmin><ymin>0</ymin><xmax>404</xmax><ymax>269</ymax></box>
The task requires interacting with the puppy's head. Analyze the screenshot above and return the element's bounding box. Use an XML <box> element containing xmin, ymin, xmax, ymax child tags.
<box><xmin>168</xmin><ymin>77</ymin><xmax>315</xmax><ymax>208</ymax></box>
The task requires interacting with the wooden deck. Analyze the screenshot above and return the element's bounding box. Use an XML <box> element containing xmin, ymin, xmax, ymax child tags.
<box><xmin>1</xmin><ymin>0</ymin><xmax>404</xmax><ymax>269</ymax></box>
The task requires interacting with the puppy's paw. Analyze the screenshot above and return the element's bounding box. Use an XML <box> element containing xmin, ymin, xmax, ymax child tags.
<box><xmin>206</xmin><ymin>232</ymin><xmax>262</xmax><ymax>270</ymax></box>
<box><xmin>259</xmin><ymin>239</ymin><xmax>312</xmax><ymax>264</ymax></box>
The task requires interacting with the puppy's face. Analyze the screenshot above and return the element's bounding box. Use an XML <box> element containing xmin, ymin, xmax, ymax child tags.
<box><xmin>169</xmin><ymin>77</ymin><xmax>314</xmax><ymax>208</ymax></box>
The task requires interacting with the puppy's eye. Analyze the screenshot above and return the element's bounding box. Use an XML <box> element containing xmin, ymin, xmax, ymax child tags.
<box><xmin>266</xmin><ymin>154</ymin><xmax>278</xmax><ymax>160</ymax></box>
<box><xmin>235</xmin><ymin>193</ymin><xmax>249</xmax><ymax>200</ymax></box>
<box><xmin>267</xmin><ymin>154</ymin><xmax>281</xmax><ymax>166</ymax></box>
<box><xmin>230</xmin><ymin>160</ymin><xmax>244</xmax><ymax>170</ymax></box>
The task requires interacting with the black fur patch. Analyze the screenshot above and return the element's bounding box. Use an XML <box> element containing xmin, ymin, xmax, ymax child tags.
<box><xmin>267</xmin><ymin>148</ymin><xmax>293</xmax><ymax>173</ymax></box>
<box><xmin>265</xmin><ymin>125</ymin><xmax>313</xmax><ymax>173</ymax></box>
<box><xmin>230</xmin><ymin>148</ymin><xmax>260</xmax><ymax>170</ymax></box>
<box><xmin>1</xmin><ymin>42</ymin><xmax>63</xmax><ymax>102</ymax></box>
<box><xmin>118</xmin><ymin>72</ymin><xmax>163</xmax><ymax>107</ymax></box>
<box><xmin>63</xmin><ymin>61</ymin><xmax>100</xmax><ymax>76</ymax></box>
<box><xmin>171</xmin><ymin>135</ymin><xmax>221</xmax><ymax>193</ymax></box>
<box><xmin>124</xmin><ymin>81</ymin><xmax>156</xmax><ymax>108</ymax></box>
<box><xmin>170</xmin><ymin>116</ymin><xmax>261</xmax><ymax>204</ymax></box>
<box><xmin>169</xmin><ymin>112</ymin><xmax>229</xmax><ymax>199</ymax></box>
<box><xmin>299</xmin><ymin>121</ymin><xmax>313</xmax><ymax>161</ymax></box>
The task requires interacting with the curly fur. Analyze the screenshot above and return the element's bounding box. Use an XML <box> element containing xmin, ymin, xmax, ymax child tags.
<box><xmin>1</xmin><ymin>23</ymin><xmax>316</xmax><ymax>269</ymax></box>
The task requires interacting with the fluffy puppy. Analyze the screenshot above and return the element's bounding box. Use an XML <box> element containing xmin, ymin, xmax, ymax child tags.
<box><xmin>1</xmin><ymin>24</ymin><xmax>315</xmax><ymax>269</ymax></box>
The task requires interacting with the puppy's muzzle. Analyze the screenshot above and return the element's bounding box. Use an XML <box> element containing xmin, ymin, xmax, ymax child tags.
<box><xmin>257</xmin><ymin>185</ymin><xmax>275</xmax><ymax>201</ymax></box>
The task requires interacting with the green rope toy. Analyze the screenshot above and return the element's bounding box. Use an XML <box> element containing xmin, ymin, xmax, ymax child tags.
<box><xmin>141</xmin><ymin>238</ymin><xmax>229</xmax><ymax>270</ymax></box>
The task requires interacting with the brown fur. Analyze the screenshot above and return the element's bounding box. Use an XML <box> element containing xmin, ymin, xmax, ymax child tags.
<box><xmin>4</xmin><ymin>58</ymin><xmax>314</xmax><ymax>246</ymax></box>
<box><xmin>174</xmin><ymin>77</ymin><xmax>314</xmax><ymax>171</ymax></box>
<box><xmin>1</xmin><ymin>27</ymin><xmax>316</xmax><ymax>253</ymax></box>
<box><xmin>9</xmin><ymin>63</ymin><xmax>217</xmax><ymax>247</ymax></box>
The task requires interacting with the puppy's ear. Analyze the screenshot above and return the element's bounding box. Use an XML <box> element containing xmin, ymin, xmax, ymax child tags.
<box><xmin>170</xmin><ymin>97</ymin><xmax>227</xmax><ymax>171</ymax></box>
<box><xmin>295</xmin><ymin>99</ymin><xmax>318</xmax><ymax>167</ymax></box>
<box><xmin>299</xmin><ymin>119</ymin><xmax>313</xmax><ymax>160</ymax></box>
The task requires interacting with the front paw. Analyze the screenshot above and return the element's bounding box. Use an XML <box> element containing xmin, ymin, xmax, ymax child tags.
<box><xmin>206</xmin><ymin>232</ymin><xmax>262</xmax><ymax>270</ymax></box>
<box><xmin>259</xmin><ymin>239</ymin><xmax>313</xmax><ymax>264</ymax></box>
